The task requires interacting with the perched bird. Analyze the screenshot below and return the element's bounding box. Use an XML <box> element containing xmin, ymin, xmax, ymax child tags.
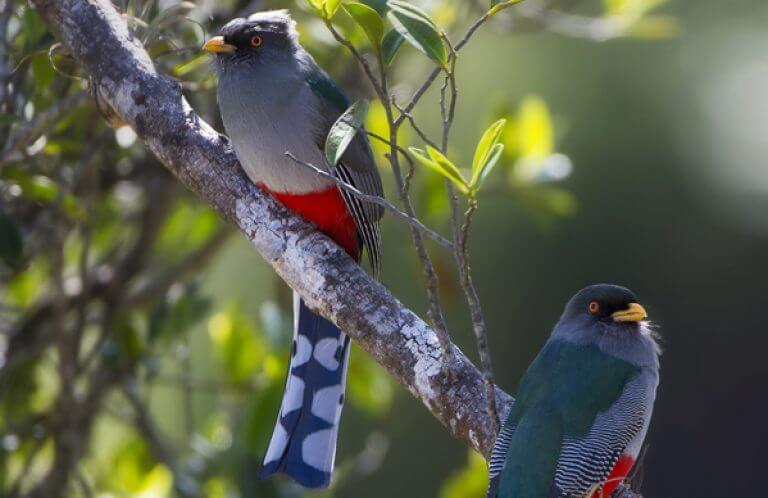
<box><xmin>203</xmin><ymin>10</ymin><xmax>383</xmax><ymax>488</ymax></box>
<box><xmin>488</xmin><ymin>284</ymin><xmax>660</xmax><ymax>498</ymax></box>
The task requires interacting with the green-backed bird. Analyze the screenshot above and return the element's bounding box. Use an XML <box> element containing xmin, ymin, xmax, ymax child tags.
<box><xmin>488</xmin><ymin>284</ymin><xmax>660</xmax><ymax>498</ymax></box>
<box><xmin>202</xmin><ymin>10</ymin><xmax>383</xmax><ymax>489</ymax></box>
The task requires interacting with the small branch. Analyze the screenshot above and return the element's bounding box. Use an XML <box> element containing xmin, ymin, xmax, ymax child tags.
<box><xmin>456</xmin><ymin>198</ymin><xmax>499</xmax><ymax>432</ymax></box>
<box><xmin>391</xmin><ymin>98</ymin><xmax>440</xmax><ymax>151</ymax></box>
<box><xmin>285</xmin><ymin>151</ymin><xmax>453</xmax><ymax>249</ymax></box>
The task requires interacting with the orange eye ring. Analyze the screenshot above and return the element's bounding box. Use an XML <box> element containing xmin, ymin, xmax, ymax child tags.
<box><xmin>250</xmin><ymin>35</ymin><xmax>262</xmax><ymax>48</ymax></box>
<box><xmin>588</xmin><ymin>301</ymin><xmax>600</xmax><ymax>313</ymax></box>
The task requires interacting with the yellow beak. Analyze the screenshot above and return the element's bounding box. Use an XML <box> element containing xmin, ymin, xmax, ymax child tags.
<box><xmin>203</xmin><ymin>36</ymin><xmax>236</xmax><ymax>54</ymax></box>
<box><xmin>611</xmin><ymin>302</ymin><xmax>648</xmax><ymax>323</ymax></box>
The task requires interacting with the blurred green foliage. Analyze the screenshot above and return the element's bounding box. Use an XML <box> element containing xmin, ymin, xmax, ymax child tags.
<box><xmin>0</xmin><ymin>0</ymin><xmax>676</xmax><ymax>497</ymax></box>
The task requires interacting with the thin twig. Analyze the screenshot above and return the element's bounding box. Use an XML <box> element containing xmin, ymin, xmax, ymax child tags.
<box><xmin>458</xmin><ymin>199</ymin><xmax>499</xmax><ymax>431</ymax></box>
<box><xmin>285</xmin><ymin>152</ymin><xmax>453</xmax><ymax>249</ymax></box>
<box><xmin>391</xmin><ymin>99</ymin><xmax>440</xmax><ymax>151</ymax></box>
<box><xmin>439</xmin><ymin>40</ymin><xmax>499</xmax><ymax>430</ymax></box>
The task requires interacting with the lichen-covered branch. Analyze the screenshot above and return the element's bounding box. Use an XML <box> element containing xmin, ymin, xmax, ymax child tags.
<box><xmin>29</xmin><ymin>0</ymin><xmax>512</xmax><ymax>457</ymax></box>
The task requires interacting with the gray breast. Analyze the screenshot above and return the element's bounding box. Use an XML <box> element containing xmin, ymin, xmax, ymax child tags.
<box><xmin>216</xmin><ymin>60</ymin><xmax>333</xmax><ymax>194</ymax></box>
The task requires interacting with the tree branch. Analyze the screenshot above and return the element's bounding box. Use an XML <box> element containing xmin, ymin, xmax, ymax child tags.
<box><xmin>29</xmin><ymin>0</ymin><xmax>513</xmax><ymax>457</ymax></box>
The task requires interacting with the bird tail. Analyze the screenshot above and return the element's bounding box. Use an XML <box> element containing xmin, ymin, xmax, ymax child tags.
<box><xmin>259</xmin><ymin>292</ymin><xmax>351</xmax><ymax>488</ymax></box>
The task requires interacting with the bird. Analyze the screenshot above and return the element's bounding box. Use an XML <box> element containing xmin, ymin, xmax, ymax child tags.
<box><xmin>202</xmin><ymin>10</ymin><xmax>384</xmax><ymax>489</ymax></box>
<box><xmin>487</xmin><ymin>284</ymin><xmax>660</xmax><ymax>498</ymax></box>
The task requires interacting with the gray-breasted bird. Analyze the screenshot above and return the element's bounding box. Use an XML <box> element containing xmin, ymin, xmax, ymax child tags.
<box><xmin>203</xmin><ymin>10</ymin><xmax>383</xmax><ymax>488</ymax></box>
<box><xmin>488</xmin><ymin>284</ymin><xmax>660</xmax><ymax>498</ymax></box>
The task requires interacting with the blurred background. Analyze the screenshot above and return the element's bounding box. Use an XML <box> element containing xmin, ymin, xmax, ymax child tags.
<box><xmin>1</xmin><ymin>0</ymin><xmax>767</xmax><ymax>497</ymax></box>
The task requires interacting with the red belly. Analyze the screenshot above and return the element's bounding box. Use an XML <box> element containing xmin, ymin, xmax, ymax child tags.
<box><xmin>259</xmin><ymin>183</ymin><xmax>360</xmax><ymax>260</ymax></box>
<box><xmin>590</xmin><ymin>454</ymin><xmax>635</xmax><ymax>498</ymax></box>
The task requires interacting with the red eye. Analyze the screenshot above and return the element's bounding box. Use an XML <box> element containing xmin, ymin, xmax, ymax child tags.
<box><xmin>588</xmin><ymin>301</ymin><xmax>600</xmax><ymax>313</ymax></box>
<box><xmin>250</xmin><ymin>35</ymin><xmax>262</xmax><ymax>47</ymax></box>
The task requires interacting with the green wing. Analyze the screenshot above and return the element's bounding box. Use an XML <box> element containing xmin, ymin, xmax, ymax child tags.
<box><xmin>305</xmin><ymin>68</ymin><xmax>350</xmax><ymax>112</ymax></box>
<box><xmin>497</xmin><ymin>406</ymin><xmax>562</xmax><ymax>498</ymax></box>
<box><xmin>304</xmin><ymin>64</ymin><xmax>384</xmax><ymax>275</ymax></box>
<box><xmin>492</xmin><ymin>340</ymin><xmax>640</xmax><ymax>498</ymax></box>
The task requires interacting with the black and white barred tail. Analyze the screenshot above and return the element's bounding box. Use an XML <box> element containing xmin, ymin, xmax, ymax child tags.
<box><xmin>259</xmin><ymin>292</ymin><xmax>351</xmax><ymax>488</ymax></box>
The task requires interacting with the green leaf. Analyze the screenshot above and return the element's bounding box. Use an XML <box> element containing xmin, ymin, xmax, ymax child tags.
<box><xmin>474</xmin><ymin>143</ymin><xmax>504</xmax><ymax>190</ymax></box>
<box><xmin>324</xmin><ymin>0</ymin><xmax>342</xmax><ymax>18</ymax></box>
<box><xmin>325</xmin><ymin>100</ymin><xmax>369</xmax><ymax>166</ymax></box>
<box><xmin>409</xmin><ymin>146</ymin><xmax>468</xmax><ymax>194</ymax></box>
<box><xmin>0</xmin><ymin>212</ymin><xmax>23</xmax><ymax>267</ymax></box>
<box><xmin>381</xmin><ymin>29</ymin><xmax>405</xmax><ymax>66</ymax></box>
<box><xmin>387</xmin><ymin>1</ymin><xmax>448</xmax><ymax>67</ymax></box>
<box><xmin>471</xmin><ymin>119</ymin><xmax>506</xmax><ymax>186</ymax></box>
<box><xmin>344</xmin><ymin>2</ymin><xmax>385</xmax><ymax>51</ymax></box>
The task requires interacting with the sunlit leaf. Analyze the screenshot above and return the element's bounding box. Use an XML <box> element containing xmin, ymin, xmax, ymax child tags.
<box><xmin>489</xmin><ymin>0</ymin><xmax>525</xmax><ymax>16</ymax></box>
<box><xmin>135</xmin><ymin>464</ymin><xmax>173</xmax><ymax>498</ymax></box>
<box><xmin>471</xmin><ymin>119</ymin><xmax>506</xmax><ymax>186</ymax></box>
<box><xmin>324</xmin><ymin>0</ymin><xmax>343</xmax><ymax>18</ymax></box>
<box><xmin>344</xmin><ymin>2</ymin><xmax>385</xmax><ymax>51</ymax></box>
<box><xmin>410</xmin><ymin>146</ymin><xmax>468</xmax><ymax>194</ymax></box>
<box><xmin>325</xmin><ymin>99</ymin><xmax>369</xmax><ymax>166</ymax></box>
<box><xmin>108</xmin><ymin>436</ymin><xmax>153</xmax><ymax>493</ymax></box>
<box><xmin>381</xmin><ymin>29</ymin><xmax>405</xmax><ymax>66</ymax></box>
<box><xmin>387</xmin><ymin>1</ymin><xmax>447</xmax><ymax>67</ymax></box>
<box><xmin>474</xmin><ymin>143</ymin><xmax>504</xmax><ymax>190</ymax></box>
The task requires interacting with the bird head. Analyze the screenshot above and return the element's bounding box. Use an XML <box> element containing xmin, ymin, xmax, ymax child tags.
<box><xmin>554</xmin><ymin>284</ymin><xmax>659</xmax><ymax>366</ymax></box>
<box><xmin>202</xmin><ymin>10</ymin><xmax>299</xmax><ymax>70</ymax></box>
<box><xmin>561</xmin><ymin>284</ymin><xmax>648</xmax><ymax>328</ymax></box>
